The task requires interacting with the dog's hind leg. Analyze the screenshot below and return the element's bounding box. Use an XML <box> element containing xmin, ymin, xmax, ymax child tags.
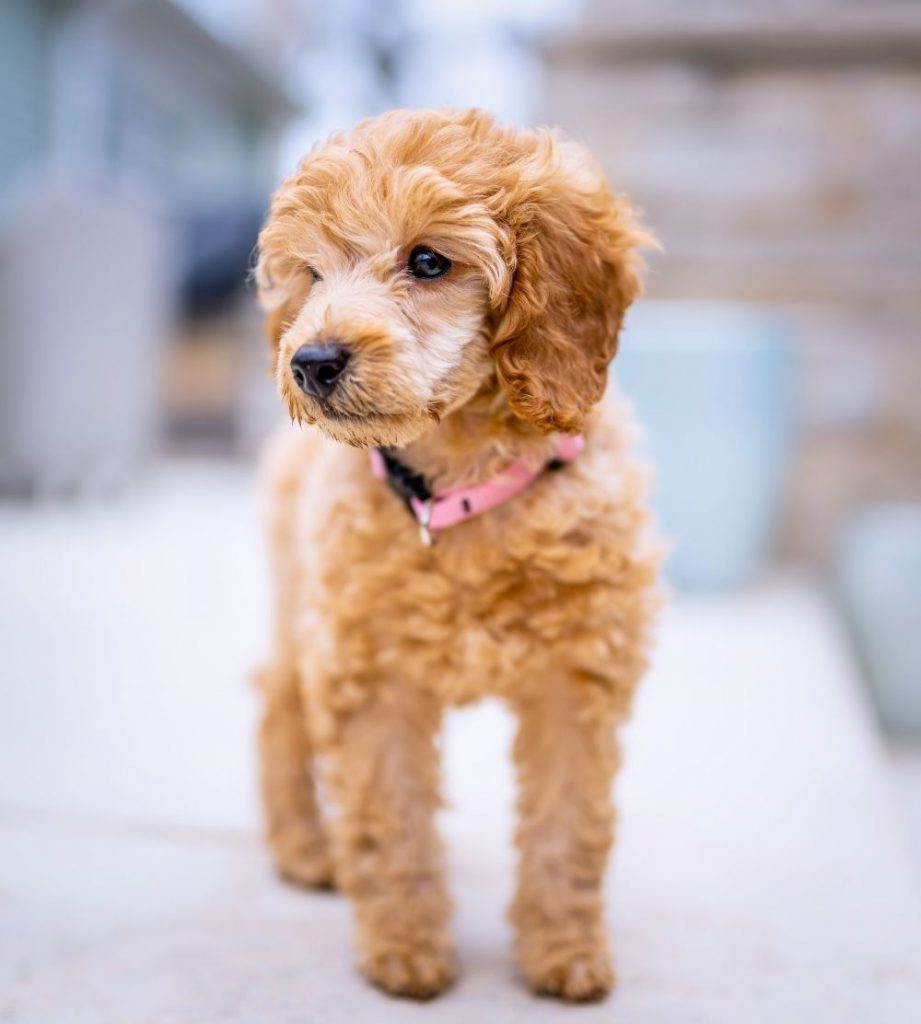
<box><xmin>257</xmin><ymin>661</ymin><xmax>334</xmax><ymax>889</ymax></box>
<box><xmin>256</xmin><ymin>429</ymin><xmax>333</xmax><ymax>889</ymax></box>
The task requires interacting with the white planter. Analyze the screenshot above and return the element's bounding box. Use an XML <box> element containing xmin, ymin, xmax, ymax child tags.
<box><xmin>0</xmin><ymin>182</ymin><xmax>171</xmax><ymax>495</ymax></box>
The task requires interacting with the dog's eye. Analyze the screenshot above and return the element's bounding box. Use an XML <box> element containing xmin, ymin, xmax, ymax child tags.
<box><xmin>307</xmin><ymin>266</ymin><xmax>322</xmax><ymax>283</ymax></box>
<box><xmin>408</xmin><ymin>246</ymin><xmax>451</xmax><ymax>280</ymax></box>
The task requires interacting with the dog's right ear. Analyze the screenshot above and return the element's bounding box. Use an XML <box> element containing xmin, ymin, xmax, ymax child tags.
<box><xmin>254</xmin><ymin>249</ymin><xmax>306</xmax><ymax>356</ymax></box>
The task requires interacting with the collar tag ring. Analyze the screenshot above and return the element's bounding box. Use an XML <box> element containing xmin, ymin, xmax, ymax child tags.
<box><xmin>416</xmin><ymin>500</ymin><xmax>434</xmax><ymax>547</ymax></box>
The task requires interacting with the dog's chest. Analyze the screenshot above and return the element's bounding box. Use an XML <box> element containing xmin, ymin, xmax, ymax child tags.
<box><xmin>290</xmin><ymin>440</ymin><xmax>637</xmax><ymax>705</ymax></box>
<box><xmin>296</xmin><ymin>503</ymin><xmax>558</xmax><ymax>703</ymax></box>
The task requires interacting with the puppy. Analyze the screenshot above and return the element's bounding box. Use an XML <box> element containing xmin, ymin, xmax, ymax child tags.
<box><xmin>255</xmin><ymin>108</ymin><xmax>660</xmax><ymax>1002</ymax></box>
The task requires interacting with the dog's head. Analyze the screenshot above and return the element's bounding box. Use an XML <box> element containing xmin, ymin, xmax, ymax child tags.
<box><xmin>256</xmin><ymin>108</ymin><xmax>648</xmax><ymax>448</ymax></box>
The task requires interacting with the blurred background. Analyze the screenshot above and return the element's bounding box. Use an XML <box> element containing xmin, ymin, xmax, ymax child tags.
<box><xmin>1</xmin><ymin>1</ymin><xmax>920</xmax><ymax>1019</ymax></box>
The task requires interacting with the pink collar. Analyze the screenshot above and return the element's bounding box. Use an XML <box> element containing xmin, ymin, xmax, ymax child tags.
<box><xmin>370</xmin><ymin>434</ymin><xmax>585</xmax><ymax>545</ymax></box>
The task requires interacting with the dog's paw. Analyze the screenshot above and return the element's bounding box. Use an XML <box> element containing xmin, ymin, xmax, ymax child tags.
<box><xmin>362</xmin><ymin>947</ymin><xmax>456</xmax><ymax>1000</ymax></box>
<box><xmin>527</xmin><ymin>951</ymin><xmax>614</xmax><ymax>1003</ymax></box>
<box><xmin>271</xmin><ymin>832</ymin><xmax>335</xmax><ymax>890</ymax></box>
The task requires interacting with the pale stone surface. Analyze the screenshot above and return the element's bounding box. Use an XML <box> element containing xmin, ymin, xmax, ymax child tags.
<box><xmin>1</xmin><ymin>460</ymin><xmax>920</xmax><ymax>1022</ymax></box>
<box><xmin>891</xmin><ymin>741</ymin><xmax>921</xmax><ymax>883</ymax></box>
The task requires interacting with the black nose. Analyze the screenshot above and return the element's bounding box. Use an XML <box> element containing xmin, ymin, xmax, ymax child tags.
<box><xmin>289</xmin><ymin>343</ymin><xmax>351</xmax><ymax>398</ymax></box>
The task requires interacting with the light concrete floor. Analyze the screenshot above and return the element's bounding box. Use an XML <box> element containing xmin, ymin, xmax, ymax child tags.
<box><xmin>2</xmin><ymin>460</ymin><xmax>920</xmax><ymax>1023</ymax></box>
<box><xmin>890</xmin><ymin>741</ymin><xmax>921</xmax><ymax>881</ymax></box>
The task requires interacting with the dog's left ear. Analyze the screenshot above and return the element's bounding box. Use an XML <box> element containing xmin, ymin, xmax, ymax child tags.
<box><xmin>491</xmin><ymin>137</ymin><xmax>651</xmax><ymax>434</ymax></box>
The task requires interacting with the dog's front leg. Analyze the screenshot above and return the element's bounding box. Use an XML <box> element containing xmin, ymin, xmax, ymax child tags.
<box><xmin>510</xmin><ymin>677</ymin><xmax>623</xmax><ymax>1002</ymax></box>
<box><xmin>327</xmin><ymin>683</ymin><xmax>455</xmax><ymax>1000</ymax></box>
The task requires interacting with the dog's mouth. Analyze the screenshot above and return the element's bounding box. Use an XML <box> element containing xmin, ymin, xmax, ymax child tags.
<box><xmin>314</xmin><ymin>400</ymin><xmax>398</xmax><ymax>429</ymax></box>
<box><xmin>299</xmin><ymin>383</ymin><xmax>418</xmax><ymax>427</ymax></box>
<box><xmin>281</xmin><ymin>360</ymin><xmax>443</xmax><ymax>448</ymax></box>
<box><xmin>293</xmin><ymin>395</ymin><xmax>424</xmax><ymax>448</ymax></box>
<box><xmin>317</xmin><ymin>404</ymin><xmax>367</xmax><ymax>423</ymax></box>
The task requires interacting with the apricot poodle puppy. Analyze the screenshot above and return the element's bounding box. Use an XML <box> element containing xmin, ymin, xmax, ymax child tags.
<box><xmin>254</xmin><ymin>108</ymin><xmax>660</xmax><ymax>1002</ymax></box>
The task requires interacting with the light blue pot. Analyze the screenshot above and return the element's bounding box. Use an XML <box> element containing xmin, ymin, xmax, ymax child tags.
<box><xmin>614</xmin><ymin>302</ymin><xmax>794</xmax><ymax>590</ymax></box>
<box><xmin>835</xmin><ymin>504</ymin><xmax>921</xmax><ymax>736</ymax></box>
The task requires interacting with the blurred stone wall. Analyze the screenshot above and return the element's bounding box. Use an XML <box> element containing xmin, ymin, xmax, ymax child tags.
<box><xmin>542</xmin><ymin>0</ymin><xmax>921</xmax><ymax>562</ymax></box>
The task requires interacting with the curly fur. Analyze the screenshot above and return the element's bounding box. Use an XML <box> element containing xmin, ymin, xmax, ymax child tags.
<box><xmin>255</xmin><ymin>108</ymin><xmax>661</xmax><ymax>1002</ymax></box>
